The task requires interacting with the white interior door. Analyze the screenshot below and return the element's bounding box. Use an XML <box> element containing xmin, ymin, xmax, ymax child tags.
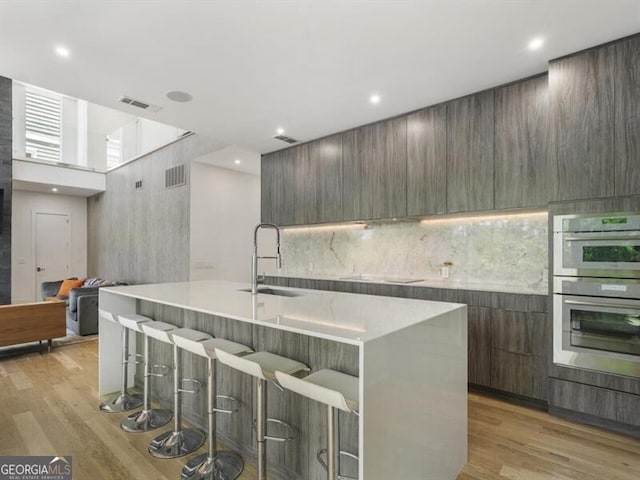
<box><xmin>35</xmin><ymin>212</ymin><xmax>71</xmax><ymax>299</ymax></box>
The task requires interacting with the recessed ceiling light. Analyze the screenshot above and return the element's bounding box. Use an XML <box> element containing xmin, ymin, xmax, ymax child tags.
<box><xmin>370</xmin><ymin>94</ymin><xmax>381</xmax><ymax>104</ymax></box>
<box><xmin>528</xmin><ymin>37</ymin><xmax>544</xmax><ymax>51</ymax></box>
<box><xmin>54</xmin><ymin>45</ymin><xmax>70</xmax><ymax>58</ymax></box>
<box><xmin>51</xmin><ymin>188</ymin><xmax>58</xmax><ymax>192</ymax></box>
<box><xmin>276</xmin><ymin>127</ymin><xmax>285</xmax><ymax>135</ymax></box>
<box><xmin>166</xmin><ymin>90</ymin><xmax>193</xmax><ymax>102</ymax></box>
<box><xmin>234</xmin><ymin>159</ymin><xmax>241</xmax><ymax>165</ymax></box>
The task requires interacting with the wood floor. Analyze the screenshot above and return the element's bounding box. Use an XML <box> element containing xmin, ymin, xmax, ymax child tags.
<box><xmin>0</xmin><ymin>340</ymin><xmax>638</xmax><ymax>480</ymax></box>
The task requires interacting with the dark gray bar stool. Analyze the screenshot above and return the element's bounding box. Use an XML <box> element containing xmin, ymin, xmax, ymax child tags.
<box><xmin>215</xmin><ymin>349</ymin><xmax>309</xmax><ymax>480</ymax></box>
<box><xmin>172</xmin><ymin>331</ymin><xmax>254</xmax><ymax>480</ymax></box>
<box><xmin>276</xmin><ymin>369</ymin><xmax>360</xmax><ymax>480</ymax></box>
<box><xmin>120</xmin><ymin>319</ymin><xmax>177</xmax><ymax>432</ymax></box>
<box><xmin>99</xmin><ymin>312</ymin><xmax>147</xmax><ymax>413</ymax></box>
<box><xmin>149</xmin><ymin>328</ymin><xmax>211</xmax><ymax>459</ymax></box>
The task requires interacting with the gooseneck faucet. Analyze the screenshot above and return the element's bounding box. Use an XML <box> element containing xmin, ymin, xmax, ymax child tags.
<box><xmin>252</xmin><ymin>223</ymin><xmax>282</xmax><ymax>294</ymax></box>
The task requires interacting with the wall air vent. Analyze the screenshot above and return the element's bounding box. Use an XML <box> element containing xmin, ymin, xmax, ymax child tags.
<box><xmin>165</xmin><ymin>164</ymin><xmax>186</xmax><ymax>189</ymax></box>
<box><xmin>134</xmin><ymin>180</ymin><xmax>143</xmax><ymax>190</ymax></box>
<box><xmin>273</xmin><ymin>134</ymin><xmax>299</xmax><ymax>144</ymax></box>
<box><xmin>118</xmin><ymin>95</ymin><xmax>162</xmax><ymax>113</ymax></box>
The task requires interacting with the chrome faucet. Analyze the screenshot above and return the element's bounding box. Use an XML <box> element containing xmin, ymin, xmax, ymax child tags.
<box><xmin>252</xmin><ymin>223</ymin><xmax>282</xmax><ymax>294</ymax></box>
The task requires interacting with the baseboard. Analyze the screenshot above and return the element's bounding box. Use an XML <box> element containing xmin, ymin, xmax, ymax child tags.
<box><xmin>548</xmin><ymin>406</ymin><xmax>640</xmax><ymax>439</ymax></box>
<box><xmin>469</xmin><ymin>383</ymin><xmax>548</xmax><ymax>411</ymax></box>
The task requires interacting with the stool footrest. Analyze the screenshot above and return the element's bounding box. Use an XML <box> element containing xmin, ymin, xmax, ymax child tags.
<box><xmin>317</xmin><ymin>448</ymin><xmax>360</xmax><ymax>480</ymax></box>
<box><xmin>213</xmin><ymin>394</ymin><xmax>239</xmax><ymax>415</ymax></box>
<box><xmin>252</xmin><ymin>418</ymin><xmax>296</xmax><ymax>442</ymax></box>
<box><xmin>178</xmin><ymin>378</ymin><xmax>202</xmax><ymax>394</ymax></box>
<box><xmin>125</xmin><ymin>352</ymin><xmax>144</xmax><ymax>366</ymax></box>
<box><xmin>148</xmin><ymin>364</ymin><xmax>171</xmax><ymax>377</ymax></box>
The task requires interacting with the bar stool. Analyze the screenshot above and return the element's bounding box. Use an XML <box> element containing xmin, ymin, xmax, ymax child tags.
<box><xmin>120</xmin><ymin>319</ymin><xmax>177</xmax><ymax>432</ymax></box>
<box><xmin>215</xmin><ymin>349</ymin><xmax>310</xmax><ymax>480</ymax></box>
<box><xmin>99</xmin><ymin>312</ymin><xmax>148</xmax><ymax>413</ymax></box>
<box><xmin>172</xmin><ymin>331</ymin><xmax>254</xmax><ymax>480</ymax></box>
<box><xmin>149</xmin><ymin>328</ymin><xmax>212</xmax><ymax>459</ymax></box>
<box><xmin>275</xmin><ymin>369</ymin><xmax>360</xmax><ymax>480</ymax></box>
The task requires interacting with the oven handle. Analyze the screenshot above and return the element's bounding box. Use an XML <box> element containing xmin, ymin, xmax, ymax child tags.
<box><xmin>564</xmin><ymin>235</ymin><xmax>640</xmax><ymax>241</ymax></box>
<box><xmin>564</xmin><ymin>299</ymin><xmax>639</xmax><ymax>310</ymax></box>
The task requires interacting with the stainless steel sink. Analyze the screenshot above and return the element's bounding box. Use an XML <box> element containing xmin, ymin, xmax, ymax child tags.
<box><xmin>238</xmin><ymin>287</ymin><xmax>306</xmax><ymax>297</ymax></box>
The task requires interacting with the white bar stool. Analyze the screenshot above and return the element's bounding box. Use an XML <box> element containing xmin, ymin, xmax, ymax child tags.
<box><xmin>149</xmin><ymin>328</ymin><xmax>212</xmax><ymax>459</ymax></box>
<box><xmin>121</xmin><ymin>320</ymin><xmax>177</xmax><ymax>432</ymax></box>
<box><xmin>275</xmin><ymin>369</ymin><xmax>360</xmax><ymax>480</ymax></box>
<box><xmin>99</xmin><ymin>312</ymin><xmax>148</xmax><ymax>413</ymax></box>
<box><xmin>173</xmin><ymin>332</ymin><xmax>254</xmax><ymax>480</ymax></box>
<box><xmin>215</xmin><ymin>349</ymin><xmax>310</xmax><ymax>480</ymax></box>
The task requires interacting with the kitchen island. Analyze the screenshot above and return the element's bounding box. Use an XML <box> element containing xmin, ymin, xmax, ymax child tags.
<box><xmin>99</xmin><ymin>280</ymin><xmax>467</xmax><ymax>480</ymax></box>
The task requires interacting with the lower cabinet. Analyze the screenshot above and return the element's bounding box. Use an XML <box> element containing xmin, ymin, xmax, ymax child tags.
<box><xmin>491</xmin><ymin>350</ymin><xmax>547</xmax><ymax>400</ymax></box>
<box><xmin>549</xmin><ymin>378</ymin><xmax>640</xmax><ymax>427</ymax></box>
<box><xmin>268</xmin><ymin>276</ymin><xmax>550</xmax><ymax>402</ymax></box>
<box><xmin>469</xmin><ymin>307</ymin><xmax>549</xmax><ymax>401</ymax></box>
<box><xmin>468</xmin><ymin>307</ymin><xmax>492</xmax><ymax>387</ymax></box>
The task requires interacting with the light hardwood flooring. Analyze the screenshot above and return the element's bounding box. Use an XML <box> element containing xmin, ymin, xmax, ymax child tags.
<box><xmin>0</xmin><ymin>340</ymin><xmax>639</xmax><ymax>480</ymax></box>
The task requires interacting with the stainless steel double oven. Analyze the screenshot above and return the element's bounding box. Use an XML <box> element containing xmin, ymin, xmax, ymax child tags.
<box><xmin>553</xmin><ymin>213</ymin><xmax>640</xmax><ymax>377</ymax></box>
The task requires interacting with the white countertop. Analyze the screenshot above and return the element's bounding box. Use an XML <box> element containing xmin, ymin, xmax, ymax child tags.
<box><xmin>270</xmin><ymin>273</ymin><xmax>548</xmax><ymax>295</ymax></box>
<box><xmin>102</xmin><ymin>280</ymin><xmax>465</xmax><ymax>345</ymax></box>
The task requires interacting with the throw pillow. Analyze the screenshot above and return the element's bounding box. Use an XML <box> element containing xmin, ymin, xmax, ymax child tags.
<box><xmin>57</xmin><ymin>278</ymin><xmax>85</xmax><ymax>297</ymax></box>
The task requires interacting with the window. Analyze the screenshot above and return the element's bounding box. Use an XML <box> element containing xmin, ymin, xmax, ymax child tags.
<box><xmin>25</xmin><ymin>89</ymin><xmax>62</xmax><ymax>162</ymax></box>
<box><xmin>106</xmin><ymin>130</ymin><xmax>122</xmax><ymax>169</ymax></box>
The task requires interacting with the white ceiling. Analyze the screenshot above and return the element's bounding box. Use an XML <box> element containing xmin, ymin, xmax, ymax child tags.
<box><xmin>1</xmin><ymin>1</ymin><xmax>639</xmax><ymax>155</ymax></box>
<box><xmin>194</xmin><ymin>145</ymin><xmax>262</xmax><ymax>177</ymax></box>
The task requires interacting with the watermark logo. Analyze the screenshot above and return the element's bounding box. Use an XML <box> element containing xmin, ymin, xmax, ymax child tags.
<box><xmin>0</xmin><ymin>456</ymin><xmax>72</xmax><ymax>480</ymax></box>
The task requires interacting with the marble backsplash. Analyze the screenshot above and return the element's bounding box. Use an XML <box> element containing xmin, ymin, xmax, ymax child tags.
<box><xmin>279</xmin><ymin>212</ymin><xmax>549</xmax><ymax>294</ymax></box>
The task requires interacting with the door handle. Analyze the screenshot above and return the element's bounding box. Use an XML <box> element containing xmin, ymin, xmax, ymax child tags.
<box><xmin>564</xmin><ymin>235</ymin><xmax>640</xmax><ymax>241</ymax></box>
<box><xmin>564</xmin><ymin>299</ymin><xmax>639</xmax><ymax>310</ymax></box>
<box><xmin>36</xmin><ymin>267</ymin><xmax>45</xmax><ymax>272</ymax></box>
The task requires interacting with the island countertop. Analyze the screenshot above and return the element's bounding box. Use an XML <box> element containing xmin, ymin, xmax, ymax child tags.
<box><xmin>102</xmin><ymin>279</ymin><xmax>465</xmax><ymax>345</ymax></box>
<box><xmin>99</xmin><ymin>279</ymin><xmax>468</xmax><ymax>479</ymax></box>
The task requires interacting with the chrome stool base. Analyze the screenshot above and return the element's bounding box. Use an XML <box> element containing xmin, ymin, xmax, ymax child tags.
<box><xmin>148</xmin><ymin>429</ymin><xmax>206</xmax><ymax>459</ymax></box>
<box><xmin>181</xmin><ymin>452</ymin><xmax>244</xmax><ymax>480</ymax></box>
<box><xmin>99</xmin><ymin>392</ymin><xmax>143</xmax><ymax>413</ymax></box>
<box><xmin>121</xmin><ymin>408</ymin><xmax>173</xmax><ymax>432</ymax></box>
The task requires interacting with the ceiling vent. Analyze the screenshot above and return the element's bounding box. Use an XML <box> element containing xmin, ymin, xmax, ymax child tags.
<box><xmin>165</xmin><ymin>164</ymin><xmax>186</xmax><ymax>189</ymax></box>
<box><xmin>273</xmin><ymin>134</ymin><xmax>299</xmax><ymax>144</ymax></box>
<box><xmin>134</xmin><ymin>180</ymin><xmax>143</xmax><ymax>190</ymax></box>
<box><xmin>118</xmin><ymin>95</ymin><xmax>162</xmax><ymax>113</ymax></box>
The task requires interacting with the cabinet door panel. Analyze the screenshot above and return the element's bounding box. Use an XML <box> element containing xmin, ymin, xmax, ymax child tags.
<box><xmin>468</xmin><ymin>306</ymin><xmax>492</xmax><ymax>387</ymax></box>
<box><xmin>306</xmin><ymin>135</ymin><xmax>343</xmax><ymax>223</ymax></box>
<box><xmin>343</xmin><ymin>118</ymin><xmax>407</xmax><ymax>221</ymax></box>
<box><xmin>491</xmin><ymin>310</ymin><xmax>547</xmax><ymax>356</ymax></box>
<box><xmin>491</xmin><ymin>350</ymin><xmax>547</xmax><ymax>400</ymax></box>
<box><xmin>495</xmin><ymin>75</ymin><xmax>552</xmax><ymax>208</ymax></box>
<box><xmin>549</xmin><ymin>46</ymin><xmax>615</xmax><ymax>200</ymax></box>
<box><xmin>550</xmin><ymin>378</ymin><xmax>640</xmax><ymax>426</ymax></box>
<box><xmin>446</xmin><ymin>91</ymin><xmax>495</xmax><ymax>213</ymax></box>
<box><xmin>261</xmin><ymin>148</ymin><xmax>296</xmax><ymax>225</ymax></box>
<box><xmin>614</xmin><ymin>35</ymin><xmax>640</xmax><ymax>196</ymax></box>
<box><xmin>407</xmin><ymin>105</ymin><xmax>447</xmax><ymax>215</ymax></box>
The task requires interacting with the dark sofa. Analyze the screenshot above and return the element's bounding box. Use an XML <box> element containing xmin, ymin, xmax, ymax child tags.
<box><xmin>41</xmin><ymin>278</ymin><xmax>124</xmax><ymax>336</ymax></box>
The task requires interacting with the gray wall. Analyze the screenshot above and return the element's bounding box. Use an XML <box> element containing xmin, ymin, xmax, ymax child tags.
<box><xmin>87</xmin><ymin>134</ymin><xmax>221</xmax><ymax>284</ymax></box>
<box><xmin>0</xmin><ymin>76</ymin><xmax>12</xmax><ymax>304</ymax></box>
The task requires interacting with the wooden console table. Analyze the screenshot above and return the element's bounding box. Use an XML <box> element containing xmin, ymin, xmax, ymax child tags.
<box><xmin>0</xmin><ymin>301</ymin><xmax>66</xmax><ymax>352</ymax></box>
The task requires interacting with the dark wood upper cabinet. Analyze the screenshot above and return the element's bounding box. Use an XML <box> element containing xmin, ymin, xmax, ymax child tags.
<box><xmin>446</xmin><ymin>90</ymin><xmax>495</xmax><ymax>213</ymax></box>
<box><xmin>342</xmin><ymin>117</ymin><xmax>407</xmax><ymax>221</ymax></box>
<box><xmin>614</xmin><ymin>34</ymin><xmax>640</xmax><ymax>196</ymax></box>
<box><xmin>260</xmin><ymin>34</ymin><xmax>639</xmax><ymax>226</ymax></box>
<box><xmin>495</xmin><ymin>75</ymin><xmax>552</xmax><ymax>208</ymax></box>
<box><xmin>261</xmin><ymin>146</ymin><xmax>299</xmax><ymax>225</ymax></box>
<box><xmin>549</xmin><ymin>44</ymin><xmax>616</xmax><ymax>200</ymax></box>
<box><xmin>304</xmin><ymin>135</ymin><xmax>343</xmax><ymax>224</ymax></box>
<box><xmin>406</xmin><ymin>105</ymin><xmax>447</xmax><ymax>215</ymax></box>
